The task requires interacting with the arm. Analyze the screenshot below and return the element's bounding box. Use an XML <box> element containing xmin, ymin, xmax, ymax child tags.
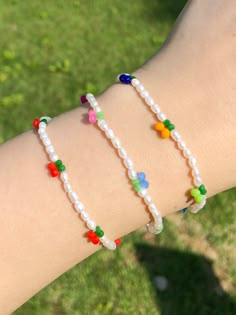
<box><xmin>0</xmin><ymin>0</ymin><xmax>235</xmax><ymax>313</ymax></box>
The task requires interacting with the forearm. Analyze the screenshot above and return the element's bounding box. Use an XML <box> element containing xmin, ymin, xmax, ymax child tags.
<box><xmin>0</xmin><ymin>50</ymin><xmax>235</xmax><ymax>314</ymax></box>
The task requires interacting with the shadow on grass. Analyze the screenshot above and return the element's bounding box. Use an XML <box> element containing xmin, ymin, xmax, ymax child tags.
<box><xmin>135</xmin><ymin>244</ymin><xmax>236</xmax><ymax>315</ymax></box>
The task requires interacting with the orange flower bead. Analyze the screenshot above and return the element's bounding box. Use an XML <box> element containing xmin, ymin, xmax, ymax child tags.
<box><xmin>161</xmin><ymin>128</ymin><xmax>170</xmax><ymax>138</ymax></box>
<box><xmin>154</xmin><ymin>122</ymin><xmax>165</xmax><ymax>131</ymax></box>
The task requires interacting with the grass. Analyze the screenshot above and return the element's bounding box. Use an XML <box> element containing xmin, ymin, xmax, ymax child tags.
<box><xmin>0</xmin><ymin>1</ymin><xmax>235</xmax><ymax>314</ymax></box>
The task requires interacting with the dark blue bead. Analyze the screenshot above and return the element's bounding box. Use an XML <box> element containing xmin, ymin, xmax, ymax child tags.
<box><xmin>137</xmin><ymin>172</ymin><xmax>146</xmax><ymax>181</ymax></box>
<box><xmin>179</xmin><ymin>208</ymin><xmax>187</xmax><ymax>214</ymax></box>
<box><xmin>119</xmin><ymin>73</ymin><xmax>131</xmax><ymax>84</ymax></box>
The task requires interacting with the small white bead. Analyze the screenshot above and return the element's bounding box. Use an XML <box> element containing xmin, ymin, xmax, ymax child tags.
<box><xmin>147</xmin><ymin>222</ymin><xmax>163</xmax><ymax>234</ymax></box>
<box><xmin>128</xmin><ymin>169</ymin><xmax>137</xmax><ymax>180</ymax></box>
<box><xmin>86</xmin><ymin>93</ymin><xmax>94</xmax><ymax>100</ymax></box>
<box><xmin>136</xmin><ymin>83</ymin><xmax>145</xmax><ymax>92</ymax></box>
<box><xmin>91</xmin><ymin>100</ymin><xmax>99</xmax><ymax>108</ymax></box>
<box><xmin>46</xmin><ymin>145</ymin><xmax>55</xmax><ymax>154</ymax></box>
<box><xmin>145</xmin><ymin>96</ymin><xmax>155</xmax><ymax>107</ymax></box>
<box><xmin>131</xmin><ymin>78</ymin><xmax>140</xmax><ymax>87</ymax></box>
<box><xmin>148</xmin><ymin>203</ymin><xmax>157</xmax><ymax>213</ymax></box>
<box><xmin>171</xmin><ymin>130</ymin><xmax>181</xmax><ymax>141</ymax></box>
<box><xmin>64</xmin><ymin>182</ymin><xmax>73</xmax><ymax>193</ymax></box>
<box><xmin>140</xmin><ymin>90</ymin><xmax>149</xmax><ymax>99</ymax></box>
<box><xmin>60</xmin><ymin>171</ymin><xmax>69</xmax><ymax>182</ymax></box>
<box><xmin>49</xmin><ymin>153</ymin><xmax>59</xmax><ymax>162</ymax></box>
<box><xmin>74</xmin><ymin>201</ymin><xmax>84</xmax><ymax>213</ymax></box>
<box><xmin>124</xmin><ymin>157</ymin><xmax>133</xmax><ymax>169</ymax></box>
<box><xmin>42</xmin><ymin>137</ymin><xmax>51</xmax><ymax>146</ymax></box>
<box><xmin>38</xmin><ymin>128</ymin><xmax>46</xmax><ymax>136</ymax></box>
<box><xmin>144</xmin><ymin>194</ymin><xmax>152</xmax><ymax>205</ymax></box>
<box><xmin>192</xmin><ymin>166</ymin><xmax>200</xmax><ymax>177</ymax></box>
<box><xmin>87</xmin><ymin>219</ymin><xmax>96</xmax><ymax>231</ymax></box>
<box><xmin>106</xmin><ymin>240</ymin><xmax>116</xmax><ymax>251</ymax></box>
<box><xmin>40</xmin><ymin>133</ymin><xmax>48</xmax><ymax>140</ymax></box>
<box><xmin>118</xmin><ymin>147</ymin><xmax>127</xmax><ymax>159</ymax></box>
<box><xmin>97</xmin><ymin>120</ymin><xmax>108</xmax><ymax>131</ymax></box>
<box><xmin>189</xmin><ymin>156</ymin><xmax>197</xmax><ymax>167</ymax></box>
<box><xmin>39</xmin><ymin>122</ymin><xmax>47</xmax><ymax>129</ymax></box>
<box><xmin>177</xmin><ymin>139</ymin><xmax>186</xmax><ymax>150</ymax></box>
<box><xmin>111</xmin><ymin>137</ymin><xmax>121</xmax><ymax>149</ymax></box>
<box><xmin>194</xmin><ymin>176</ymin><xmax>203</xmax><ymax>186</ymax></box>
<box><xmin>105</xmin><ymin>128</ymin><xmax>115</xmax><ymax>139</ymax></box>
<box><xmin>157</xmin><ymin>112</ymin><xmax>166</xmax><ymax>122</ymax></box>
<box><xmin>151</xmin><ymin>104</ymin><xmax>161</xmax><ymax>114</ymax></box>
<box><xmin>183</xmin><ymin>148</ymin><xmax>192</xmax><ymax>158</ymax></box>
<box><xmin>80</xmin><ymin>210</ymin><xmax>89</xmax><ymax>222</ymax></box>
<box><xmin>69</xmin><ymin>191</ymin><xmax>79</xmax><ymax>203</ymax></box>
<box><xmin>94</xmin><ymin>106</ymin><xmax>101</xmax><ymax>113</ymax></box>
<box><xmin>138</xmin><ymin>188</ymin><xmax>147</xmax><ymax>198</ymax></box>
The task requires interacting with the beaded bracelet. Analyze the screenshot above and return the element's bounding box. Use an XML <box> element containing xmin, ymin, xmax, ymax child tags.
<box><xmin>117</xmin><ymin>73</ymin><xmax>207</xmax><ymax>214</ymax></box>
<box><xmin>82</xmin><ymin>93</ymin><xmax>163</xmax><ymax>235</ymax></box>
<box><xmin>32</xmin><ymin>117</ymin><xmax>120</xmax><ymax>250</ymax></box>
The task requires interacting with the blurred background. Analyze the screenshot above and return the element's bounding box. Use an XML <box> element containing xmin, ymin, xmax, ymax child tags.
<box><xmin>0</xmin><ymin>0</ymin><xmax>235</xmax><ymax>314</ymax></box>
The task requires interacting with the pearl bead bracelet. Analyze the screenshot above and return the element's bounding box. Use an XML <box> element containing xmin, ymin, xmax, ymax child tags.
<box><xmin>117</xmin><ymin>73</ymin><xmax>207</xmax><ymax>214</ymax></box>
<box><xmin>82</xmin><ymin>93</ymin><xmax>164</xmax><ymax>235</ymax></box>
<box><xmin>32</xmin><ymin>117</ymin><xmax>120</xmax><ymax>250</ymax></box>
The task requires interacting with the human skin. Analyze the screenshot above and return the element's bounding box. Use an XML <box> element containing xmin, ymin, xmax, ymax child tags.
<box><xmin>0</xmin><ymin>0</ymin><xmax>235</xmax><ymax>314</ymax></box>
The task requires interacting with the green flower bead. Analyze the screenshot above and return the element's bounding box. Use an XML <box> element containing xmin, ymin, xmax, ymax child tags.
<box><xmin>199</xmin><ymin>184</ymin><xmax>207</xmax><ymax>195</ymax></box>
<box><xmin>40</xmin><ymin>118</ymin><xmax>48</xmax><ymax>124</ymax></box>
<box><xmin>131</xmin><ymin>179</ymin><xmax>139</xmax><ymax>186</ymax></box>
<box><xmin>195</xmin><ymin>194</ymin><xmax>204</xmax><ymax>204</ymax></box>
<box><xmin>190</xmin><ymin>188</ymin><xmax>200</xmax><ymax>198</ymax></box>
<box><xmin>95</xmin><ymin>226</ymin><xmax>104</xmax><ymax>237</ymax></box>
<box><xmin>163</xmin><ymin>119</ymin><xmax>171</xmax><ymax>127</ymax></box>
<box><xmin>167</xmin><ymin>123</ymin><xmax>175</xmax><ymax>131</ymax></box>
<box><xmin>55</xmin><ymin>160</ymin><xmax>63</xmax><ymax>167</ymax></box>
<box><xmin>96</xmin><ymin>112</ymin><xmax>104</xmax><ymax>120</ymax></box>
<box><xmin>134</xmin><ymin>183</ymin><xmax>141</xmax><ymax>192</ymax></box>
<box><xmin>58</xmin><ymin>164</ymin><xmax>66</xmax><ymax>172</ymax></box>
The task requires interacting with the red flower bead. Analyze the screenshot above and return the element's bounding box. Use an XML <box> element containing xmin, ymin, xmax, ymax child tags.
<box><xmin>50</xmin><ymin>169</ymin><xmax>59</xmax><ymax>177</ymax></box>
<box><xmin>47</xmin><ymin>162</ymin><xmax>57</xmax><ymax>171</ymax></box>
<box><xmin>91</xmin><ymin>235</ymin><xmax>100</xmax><ymax>245</ymax></box>
<box><xmin>32</xmin><ymin>118</ymin><xmax>40</xmax><ymax>128</ymax></box>
<box><xmin>87</xmin><ymin>231</ymin><xmax>96</xmax><ymax>241</ymax></box>
<box><xmin>115</xmin><ymin>238</ymin><xmax>121</xmax><ymax>246</ymax></box>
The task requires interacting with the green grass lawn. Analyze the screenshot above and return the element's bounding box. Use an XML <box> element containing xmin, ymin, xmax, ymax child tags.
<box><xmin>0</xmin><ymin>1</ymin><xmax>235</xmax><ymax>314</ymax></box>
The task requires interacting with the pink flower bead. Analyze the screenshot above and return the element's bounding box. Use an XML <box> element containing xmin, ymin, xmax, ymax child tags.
<box><xmin>88</xmin><ymin>110</ymin><xmax>97</xmax><ymax>124</ymax></box>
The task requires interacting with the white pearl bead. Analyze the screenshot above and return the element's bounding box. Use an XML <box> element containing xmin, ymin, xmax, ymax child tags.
<box><xmin>46</xmin><ymin>145</ymin><xmax>55</xmax><ymax>154</ymax></box>
<box><xmin>177</xmin><ymin>139</ymin><xmax>186</xmax><ymax>150</ymax></box>
<box><xmin>128</xmin><ymin>169</ymin><xmax>137</xmax><ymax>180</ymax></box>
<box><xmin>87</xmin><ymin>219</ymin><xmax>96</xmax><ymax>231</ymax></box>
<box><xmin>131</xmin><ymin>78</ymin><xmax>140</xmax><ymax>87</ymax></box>
<box><xmin>140</xmin><ymin>90</ymin><xmax>149</xmax><ymax>99</ymax></box>
<box><xmin>111</xmin><ymin>137</ymin><xmax>121</xmax><ymax>149</ymax></box>
<box><xmin>86</xmin><ymin>93</ymin><xmax>94</xmax><ymax>100</ymax></box>
<box><xmin>194</xmin><ymin>176</ymin><xmax>202</xmax><ymax>186</ymax></box>
<box><xmin>49</xmin><ymin>153</ymin><xmax>59</xmax><ymax>162</ymax></box>
<box><xmin>60</xmin><ymin>171</ymin><xmax>69</xmax><ymax>182</ymax></box>
<box><xmin>118</xmin><ymin>147</ymin><xmax>127</xmax><ymax>159</ymax></box>
<box><xmin>80</xmin><ymin>211</ymin><xmax>89</xmax><ymax>222</ymax></box>
<box><xmin>136</xmin><ymin>83</ymin><xmax>145</xmax><ymax>92</ymax></box>
<box><xmin>145</xmin><ymin>96</ymin><xmax>155</xmax><ymax>106</ymax></box>
<box><xmin>144</xmin><ymin>194</ymin><xmax>152</xmax><ymax>205</ymax></box>
<box><xmin>138</xmin><ymin>188</ymin><xmax>147</xmax><ymax>198</ymax></box>
<box><xmin>147</xmin><ymin>222</ymin><xmax>162</xmax><ymax>234</ymax></box>
<box><xmin>171</xmin><ymin>130</ymin><xmax>181</xmax><ymax>141</ymax></box>
<box><xmin>94</xmin><ymin>106</ymin><xmax>101</xmax><ymax>113</ymax></box>
<box><xmin>69</xmin><ymin>191</ymin><xmax>78</xmax><ymax>203</ymax></box>
<box><xmin>42</xmin><ymin>137</ymin><xmax>51</xmax><ymax>146</ymax></box>
<box><xmin>40</xmin><ymin>133</ymin><xmax>48</xmax><ymax>140</ymax></box>
<box><xmin>192</xmin><ymin>166</ymin><xmax>200</xmax><ymax>177</ymax></box>
<box><xmin>183</xmin><ymin>148</ymin><xmax>192</xmax><ymax>158</ymax></box>
<box><xmin>151</xmin><ymin>104</ymin><xmax>161</xmax><ymax>114</ymax></box>
<box><xmin>64</xmin><ymin>182</ymin><xmax>72</xmax><ymax>193</ymax></box>
<box><xmin>189</xmin><ymin>156</ymin><xmax>197</xmax><ymax>167</ymax></box>
<box><xmin>74</xmin><ymin>201</ymin><xmax>84</xmax><ymax>213</ymax></box>
<box><xmin>148</xmin><ymin>203</ymin><xmax>157</xmax><ymax>213</ymax></box>
<box><xmin>105</xmin><ymin>128</ymin><xmax>115</xmax><ymax>139</ymax></box>
<box><xmin>39</xmin><ymin>122</ymin><xmax>47</xmax><ymax>129</ymax></box>
<box><xmin>157</xmin><ymin>112</ymin><xmax>166</xmax><ymax>122</ymax></box>
<box><xmin>124</xmin><ymin>157</ymin><xmax>133</xmax><ymax>169</ymax></box>
<box><xmin>106</xmin><ymin>240</ymin><xmax>116</xmax><ymax>251</ymax></box>
<box><xmin>97</xmin><ymin>120</ymin><xmax>108</xmax><ymax>131</ymax></box>
<box><xmin>91</xmin><ymin>100</ymin><xmax>99</xmax><ymax>108</ymax></box>
<box><xmin>38</xmin><ymin>128</ymin><xmax>46</xmax><ymax>135</ymax></box>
